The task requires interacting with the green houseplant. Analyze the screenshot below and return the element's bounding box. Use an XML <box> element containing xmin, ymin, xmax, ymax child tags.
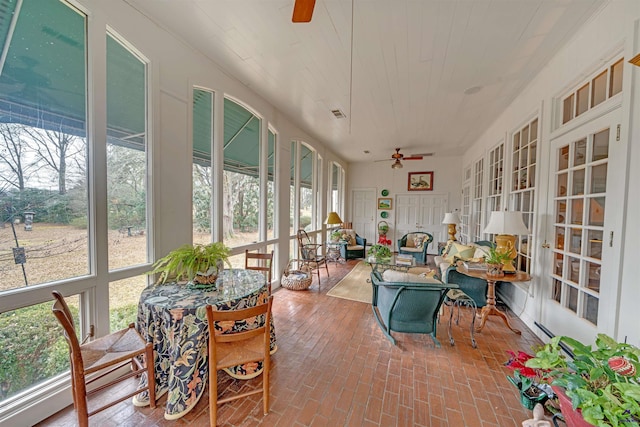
<box><xmin>367</xmin><ymin>244</ymin><xmax>392</xmax><ymax>261</ymax></box>
<box><xmin>149</xmin><ymin>242</ymin><xmax>231</xmax><ymax>285</ymax></box>
<box><xmin>525</xmin><ymin>334</ymin><xmax>640</xmax><ymax>427</ymax></box>
<box><xmin>330</xmin><ymin>230</ymin><xmax>342</xmax><ymax>242</ymax></box>
<box><xmin>483</xmin><ymin>246</ymin><xmax>511</xmax><ymax>276</ymax></box>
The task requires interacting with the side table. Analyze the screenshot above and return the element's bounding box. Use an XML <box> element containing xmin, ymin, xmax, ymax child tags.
<box><xmin>456</xmin><ymin>266</ymin><xmax>530</xmax><ymax>334</ymax></box>
<box><xmin>326</xmin><ymin>241</ymin><xmax>346</xmax><ymax>264</ymax></box>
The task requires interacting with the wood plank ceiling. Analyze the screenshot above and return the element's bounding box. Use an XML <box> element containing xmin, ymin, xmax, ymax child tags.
<box><xmin>125</xmin><ymin>0</ymin><xmax>605</xmax><ymax>163</ymax></box>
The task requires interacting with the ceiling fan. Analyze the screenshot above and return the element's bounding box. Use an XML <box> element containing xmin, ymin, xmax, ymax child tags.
<box><xmin>376</xmin><ymin>148</ymin><xmax>433</xmax><ymax>169</ymax></box>
<box><xmin>292</xmin><ymin>0</ymin><xmax>316</xmax><ymax>23</ymax></box>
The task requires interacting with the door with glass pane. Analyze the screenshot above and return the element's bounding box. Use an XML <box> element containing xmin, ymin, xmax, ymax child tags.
<box><xmin>543</xmin><ymin>110</ymin><xmax>622</xmax><ymax>342</ymax></box>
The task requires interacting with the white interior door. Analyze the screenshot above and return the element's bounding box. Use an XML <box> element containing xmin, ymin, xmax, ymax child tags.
<box><xmin>395</xmin><ymin>194</ymin><xmax>448</xmax><ymax>253</ymax></box>
<box><xmin>351</xmin><ymin>189</ymin><xmax>376</xmax><ymax>244</ymax></box>
<box><xmin>542</xmin><ymin>109</ymin><xmax>623</xmax><ymax>342</ymax></box>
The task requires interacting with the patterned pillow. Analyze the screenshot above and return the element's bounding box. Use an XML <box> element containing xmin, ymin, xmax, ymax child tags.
<box><xmin>405</xmin><ymin>233</ymin><xmax>416</xmax><ymax>248</ymax></box>
<box><xmin>443</xmin><ymin>243</ymin><xmax>475</xmax><ymax>264</ymax></box>
<box><xmin>413</xmin><ymin>235</ymin><xmax>424</xmax><ymax>249</ymax></box>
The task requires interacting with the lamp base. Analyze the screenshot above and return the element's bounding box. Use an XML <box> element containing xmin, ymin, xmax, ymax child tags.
<box><xmin>447</xmin><ymin>224</ymin><xmax>457</xmax><ymax>241</ymax></box>
<box><xmin>495</xmin><ymin>234</ymin><xmax>517</xmax><ymax>273</ymax></box>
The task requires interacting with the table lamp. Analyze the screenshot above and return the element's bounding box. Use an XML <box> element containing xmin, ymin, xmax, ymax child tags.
<box><xmin>442</xmin><ymin>212</ymin><xmax>461</xmax><ymax>241</ymax></box>
<box><xmin>482</xmin><ymin>211</ymin><xmax>529</xmax><ymax>273</ymax></box>
<box><xmin>324</xmin><ymin>211</ymin><xmax>343</xmax><ymax>227</ymax></box>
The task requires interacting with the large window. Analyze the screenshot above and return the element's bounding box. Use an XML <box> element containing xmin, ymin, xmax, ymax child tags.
<box><xmin>459</xmin><ymin>166</ymin><xmax>472</xmax><ymax>244</ymax></box>
<box><xmin>191</xmin><ymin>95</ymin><xmax>277</xmax><ymax>266</ymax></box>
<box><xmin>561</xmin><ymin>58</ymin><xmax>623</xmax><ymax>125</ymax></box>
<box><xmin>106</xmin><ymin>33</ymin><xmax>149</xmax><ymax>329</ymax></box>
<box><xmin>289</xmin><ymin>140</ymin><xmax>321</xmax><ymax>252</ymax></box>
<box><xmin>510</xmin><ymin>117</ymin><xmax>539</xmax><ymax>273</ymax></box>
<box><xmin>106</xmin><ymin>34</ymin><xmax>148</xmax><ymax>271</ymax></box>
<box><xmin>192</xmin><ymin>88</ymin><xmax>213</xmax><ymax>244</ymax></box>
<box><xmin>486</xmin><ymin>142</ymin><xmax>504</xmax><ymax>215</ymax></box>
<box><xmin>0</xmin><ymin>0</ymin><xmax>89</xmax><ymax>405</ymax></box>
<box><xmin>329</xmin><ymin>162</ymin><xmax>344</xmax><ymax>217</ymax></box>
<box><xmin>471</xmin><ymin>159</ymin><xmax>484</xmax><ymax>241</ymax></box>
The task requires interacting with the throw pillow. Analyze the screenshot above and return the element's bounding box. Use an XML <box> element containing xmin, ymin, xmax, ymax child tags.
<box><xmin>471</xmin><ymin>244</ymin><xmax>490</xmax><ymax>262</ymax></box>
<box><xmin>413</xmin><ymin>235</ymin><xmax>424</xmax><ymax>249</ymax></box>
<box><xmin>382</xmin><ymin>269</ymin><xmax>441</xmax><ymax>284</ymax></box>
<box><xmin>443</xmin><ymin>242</ymin><xmax>475</xmax><ymax>263</ymax></box>
<box><xmin>405</xmin><ymin>233</ymin><xmax>416</xmax><ymax>248</ymax></box>
<box><xmin>441</xmin><ymin>240</ymin><xmax>454</xmax><ymax>257</ymax></box>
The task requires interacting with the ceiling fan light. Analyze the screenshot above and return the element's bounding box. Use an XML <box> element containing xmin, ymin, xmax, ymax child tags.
<box><xmin>391</xmin><ymin>159</ymin><xmax>403</xmax><ymax>169</ymax></box>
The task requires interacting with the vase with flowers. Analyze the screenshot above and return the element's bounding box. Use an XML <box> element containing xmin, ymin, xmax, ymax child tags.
<box><xmin>525</xmin><ymin>334</ymin><xmax>640</xmax><ymax>427</ymax></box>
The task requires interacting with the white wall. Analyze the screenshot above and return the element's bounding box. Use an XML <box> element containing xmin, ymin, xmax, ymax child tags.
<box><xmin>459</xmin><ymin>1</ymin><xmax>640</xmax><ymax>345</ymax></box>
<box><xmin>347</xmin><ymin>156</ymin><xmax>462</xmax><ymax>246</ymax></box>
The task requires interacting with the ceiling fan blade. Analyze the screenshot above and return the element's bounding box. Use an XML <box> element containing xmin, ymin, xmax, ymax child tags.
<box><xmin>373</xmin><ymin>158</ymin><xmax>394</xmax><ymax>163</ymax></box>
<box><xmin>403</xmin><ymin>156</ymin><xmax>423</xmax><ymax>160</ymax></box>
<box><xmin>410</xmin><ymin>152</ymin><xmax>435</xmax><ymax>157</ymax></box>
<box><xmin>292</xmin><ymin>0</ymin><xmax>316</xmax><ymax>23</ymax></box>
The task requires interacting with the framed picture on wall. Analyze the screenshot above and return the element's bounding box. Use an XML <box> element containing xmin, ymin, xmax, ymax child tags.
<box><xmin>408</xmin><ymin>171</ymin><xmax>434</xmax><ymax>191</ymax></box>
<box><xmin>378</xmin><ymin>198</ymin><xmax>392</xmax><ymax>210</ymax></box>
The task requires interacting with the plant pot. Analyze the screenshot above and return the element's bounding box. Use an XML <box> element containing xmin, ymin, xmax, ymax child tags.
<box><xmin>552</xmin><ymin>386</ymin><xmax>595</xmax><ymax>427</ymax></box>
<box><xmin>519</xmin><ymin>385</ymin><xmax>548</xmax><ymax>410</ymax></box>
<box><xmin>486</xmin><ymin>263</ymin><xmax>504</xmax><ymax>277</ymax></box>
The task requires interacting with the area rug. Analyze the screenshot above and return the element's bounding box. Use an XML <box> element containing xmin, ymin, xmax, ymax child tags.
<box><xmin>326</xmin><ymin>261</ymin><xmax>372</xmax><ymax>303</ymax></box>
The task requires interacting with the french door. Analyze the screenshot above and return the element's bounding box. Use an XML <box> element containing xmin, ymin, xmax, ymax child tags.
<box><xmin>395</xmin><ymin>194</ymin><xmax>448</xmax><ymax>253</ymax></box>
<box><xmin>542</xmin><ymin>109</ymin><xmax>623</xmax><ymax>342</ymax></box>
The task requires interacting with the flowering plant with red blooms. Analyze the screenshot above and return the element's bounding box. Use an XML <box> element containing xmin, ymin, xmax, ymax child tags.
<box><xmin>505</xmin><ymin>349</ymin><xmax>553</xmax><ymax>406</ymax></box>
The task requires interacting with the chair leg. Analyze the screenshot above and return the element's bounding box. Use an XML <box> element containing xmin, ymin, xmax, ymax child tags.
<box><xmin>145</xmin><ymin>343</ymin><xmax>156</xmax><ymax>408</ymax></box>
<box><xmin>210</xmin><ymin>367</ymin><xmax>218</xmax><ymax>426</ymax></box>
<box><xmin>263</xmin><ymin>357</ymin><xmax>270</xmax><ymax>415</ymax></box>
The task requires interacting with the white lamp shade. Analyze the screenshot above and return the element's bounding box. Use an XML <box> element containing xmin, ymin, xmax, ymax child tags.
<box><xmin>442</xmin><ymin>212</ymin><xmax>461</xmax><ymax>225</ymax></box>
<box><xmin>483</xmin><ymin>211</ymin><xmax>529</xmax><ymax>235</ymax></box>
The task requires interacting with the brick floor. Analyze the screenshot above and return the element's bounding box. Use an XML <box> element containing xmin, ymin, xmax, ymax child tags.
<box><xmin>38</xmin><ymin>258</ymin><xmax>541</xmax><ymax>426</ymax></box>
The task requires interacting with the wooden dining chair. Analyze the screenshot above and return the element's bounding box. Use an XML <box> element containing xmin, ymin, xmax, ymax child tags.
<box><xmin>51</xmin><ymin>291</ymin><xmax>156</xmax><ymax>427</ymax></box>
<box><xmin>245</xmin><ymin>249</ymin><xmax>274</xmax><ymax>293</ymax></box>
<box><xmin>206</xmin><ymin>296</ymin><xmax>273</xmax><ymax>426</ymax></box>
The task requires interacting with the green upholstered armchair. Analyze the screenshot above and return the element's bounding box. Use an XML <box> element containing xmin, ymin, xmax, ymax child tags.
<box><xmin>370</xmin><ymin>270</ymin><xmax>458</xmax><ymax>346</ymax></box>
<box><xmin>397</xmin><ymin>232</ymin><xmax>433</xmax><ymax>264</ymax></box>
<box><xmin>337</xmin><ymin>229</ymin><xmax>367</xmax><ymax>260</ymax></box>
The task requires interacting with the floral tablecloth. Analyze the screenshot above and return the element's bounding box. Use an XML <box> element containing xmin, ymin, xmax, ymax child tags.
<box><xmin>133</xmin><ymin>269</ymin><xmax>276</xmax><ymax>420</ymax></box>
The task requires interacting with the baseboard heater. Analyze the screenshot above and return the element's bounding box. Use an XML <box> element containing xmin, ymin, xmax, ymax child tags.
<box><xmin>534</xmin><ymin>321</ymin><xmax>575</xmax><ymax>359</ymax></box>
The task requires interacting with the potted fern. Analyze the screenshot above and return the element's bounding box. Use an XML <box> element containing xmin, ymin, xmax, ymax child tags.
<box><xmin>483</xmin><ymin>246</ymin><xmax>511</xmax><ymax>277</ymax></box>
<box><xmin>149</xmin><ymin>242</ymin><xmax>231</xmax><ymax>288</ymax></box>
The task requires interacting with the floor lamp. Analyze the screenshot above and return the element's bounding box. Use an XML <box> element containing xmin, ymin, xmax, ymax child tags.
<box><xmin>324</xmin><ymin>212</ymin><xmax>343</xmax><ymax>228</ymax></box>
<box><xmin>483</xmin><ymin>211</ymin><xmax>529</xmax><ymax>273</ymax></box>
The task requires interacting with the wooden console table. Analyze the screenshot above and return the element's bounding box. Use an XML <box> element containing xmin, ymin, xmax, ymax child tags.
<box><xmin>456</xmin><ymin>266</ymin><xmax>530</xmax><ymax>334</ymax></box>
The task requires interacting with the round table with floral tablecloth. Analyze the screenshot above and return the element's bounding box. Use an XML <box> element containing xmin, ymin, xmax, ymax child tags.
<box><xmin>132</xmin><ymin>269</ymin><xmax>276</xmax><ymax>420</ymax></box>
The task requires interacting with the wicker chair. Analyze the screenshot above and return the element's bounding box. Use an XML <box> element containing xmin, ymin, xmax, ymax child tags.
<box><xmin>370</xmin><ymin>270</ymin><xmax>458</xmax><ymax>346</ymax></box>
<box><xmin>337</xmin><ymin>228</ymin><xmax>367</xmax><ymax>260</ymax></box>
<box><xmin>397</xmin><ymin>232</ymin><xmax>433</xmax><ymax>264</ymax></box>
<box><xmin>296</xmin><ymin>229</ymin><xmax>329</xmax><ymax>285</ymax></box>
